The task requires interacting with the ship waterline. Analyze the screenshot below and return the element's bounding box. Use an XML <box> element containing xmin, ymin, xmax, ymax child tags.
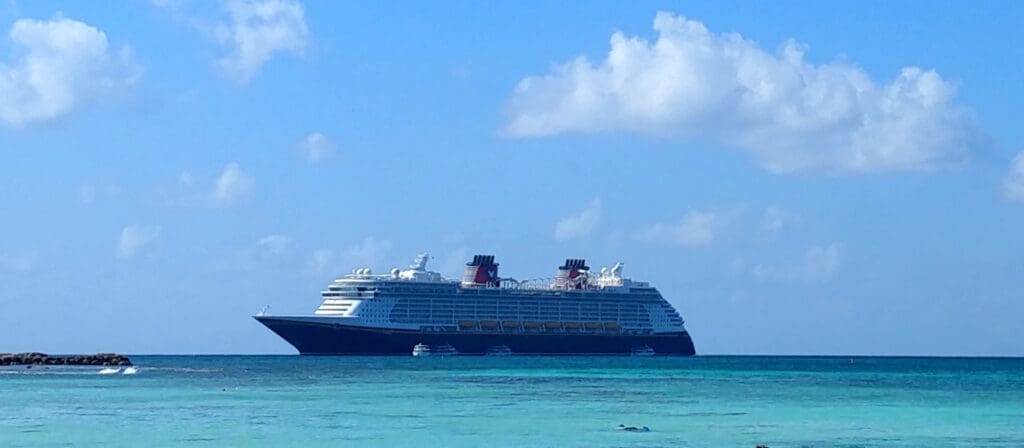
<box><xmin>255</xmin><ymin>253</ymin><xmax>696</xmax><ymax>356</ymax></box>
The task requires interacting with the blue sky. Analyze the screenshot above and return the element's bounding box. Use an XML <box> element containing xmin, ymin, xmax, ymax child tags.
<box><xmin>1</xmin><ymin>1</ymin><xmax>1022</xmax><ymax>355</ymax></box>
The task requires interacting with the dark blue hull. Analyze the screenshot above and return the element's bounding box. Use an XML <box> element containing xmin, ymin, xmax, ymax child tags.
<box><xmin>255</xmin><ymin>317</ymin><xmax>696</xmax><ymax>356</ymax></box>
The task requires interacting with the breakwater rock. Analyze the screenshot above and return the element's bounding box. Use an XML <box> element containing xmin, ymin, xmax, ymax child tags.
<box><xmin>0</xmin><ymin>352</ymin><xmax>132</xmax><ymax>366</ymax></box>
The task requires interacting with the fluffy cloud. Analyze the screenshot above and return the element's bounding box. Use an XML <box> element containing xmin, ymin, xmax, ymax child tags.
<box><xmin>256</xmin><ymin>234</ymin><xmax>291</xmax><ymax>255</ymax></box>
<box><xmin>0</xmin><ymin>15</ymin><xmax>140</xmax><ymax>127</ymax></box>
<box><xmin>215</xmin><ymin>0</ymin><xmax>308</xmax><ymax>84</ymax></box>
<box><xmin>164</xmin><ymin>163</ymin><xmax>254</xmax><ymax>208</ymax></box>
<box><xmin>554</xmin><ymin>199</ymin><xmax>602</xmax><ymax>240</ymax></box>
<box><xmin>307</xmin><ymin>248</ymin><xmax>337</xmax><ymax>275</ymax></box>
<box><xmin>753</xmin><ymin>243</ymin><xmax>842</xmax><ymax>285</ymax></box>
<box><xmin>503</xmin><ymin>12</ymin><xmax>983</xmax><ymax>173</ymax></box>
<box><xmin>635</xmin><ymin>210</ymin><xmax>720</xmax><ymax>246</ymax></box>
<box><xmin>300</xmin><ymin>132</ymin><xmax>334</xmax><ymax>163</ymax></box>
<box><xmin>761</xmin><ymin>206</ymin><xmax>801</xmax><ymax>235</ymax></box>
<box><xmin>346</xmin><ymin>236</ymin><xmax>393</xmax><ymax>268</ymax></box>
<box><xmin>116</xmin><ymin>225</ymin><xmax>161</xmax><ymax>259</ymax></box>
<box><xmin>210</xmin><ymin>162</ymin><xmax>255</xmax><ymax>207</ymax></box>
<box><xmin>308</xmin><ymin>237</ymin><xmax>393</xmax><ymax>276</ymax></box>
<box><xmin>1003</xmin><ymin>152</ymin><xmax>1024</xmax><ymax>202</ymax></box>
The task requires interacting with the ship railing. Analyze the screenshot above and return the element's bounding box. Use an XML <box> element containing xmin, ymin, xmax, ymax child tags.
<box><xmin>496</xmin><ymin>277</ymin><xmax>611</xmax><ymax>291</ymax></box>
<box><xmin>498</xmin><ymin>277</ymin><xmax>554</xmax><ymax>290</ymax></box>
<box><xmin>338</xmin><ymin>272</ymin><xmax>455</xmax><ymax>282</ymax></box>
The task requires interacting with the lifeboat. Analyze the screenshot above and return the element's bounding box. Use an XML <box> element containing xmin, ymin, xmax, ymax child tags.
<box><xmin>544</xmin><ymin>321</ymin><xmax>562</xmax><ymax>330</ymax></box>
<box><xmin>563</xmin><ymin>322</ymin><xmax>581</xmax><ymax>330</ymax></box>
<box><xmin>522</xmin><ymin>321</ymin><xmax>541</xmax><ymax>330</ymax></box>
<box><xmin>479</xmin><ymin>320</ymin><xmax>499</xmax><ymax>330</ymax></box>
<box><xmin>501</xmin><ymin>321</ymin><xmax>520</xmax><ymax>330</ymax></box>
<box><xmin>458</xmin><ymin>320</ymin><xmax>478</xmax><ymax>330</ymax></box>
<box><xmin>603</xmin><ymin>322</ymin><xmax>621</xmax><ymax>332</ymax></box>
<box><xmin>584</xmin><ymin>322</ymin><xmax>602</xmax><ymax>330</ymax></box>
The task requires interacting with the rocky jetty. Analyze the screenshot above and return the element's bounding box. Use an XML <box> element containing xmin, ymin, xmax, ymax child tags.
<box><xmin>0</xmin><ymin>352</ymin><xmax>132</xmax><ymax>366</ymax></box>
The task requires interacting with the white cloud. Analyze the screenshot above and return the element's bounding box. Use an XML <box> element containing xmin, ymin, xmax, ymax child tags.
<box><xmin>554</xmin><ymin>199</ymin><xmax>602</xmax><ymax>240</ymax></box>
<box><xmin>503</xmin><ymin>12</ymin><xmax>984</xmax><ymax>173</ymax></box>
<box><xmin>162</xmin><ymin>163</ymin><xmax>254</xmax><ymax>208</ymax></box>
<box><xmin>307</xmin><ymin>237</ymin><xmax>394</xmax><ymax>276</ymax></box>
<box><xmin>761</xmin><ymin>206</ymin><xmax>800</xmax><ymax>235</ymax></box>
<box><xmin>210</xmin><ymin>162</ymin><xmax>254</xmax><ymax>207</ymax></box>
<box><xmin>215</xmin><ymin>0</ymin><xmax>308</xmax><ymax>84</ymax></box>
<box><xmin>116</xmin><ymin>225</ymin><xmax>161</xmax><ymax>259</ymax></box>
<box><xmin>307</xmin><ymin>248</ymin><xmax>336</xmax><ymax>275</ymax></box>
<box><xmin>1003</xmin><ymin>152</ymin><xmax>1024</xmax><ymax>202</ymax></box>
<box><xmin>300</xmin><ymin>132</ymin><xmax>334</xmax><ymax>163</ymax></box>
<box><xmin>635</xmin><ymin>210</ymin><xmax>720</xmax><ymax>246</ymax></box>
<box><xmin>178</xmin><ymin>170</ymin><xmax>196</xmax><ymax>187</ymax></box>
<box><xmin>346</xmin><ymin>236</ymin><xmax>392</xmax><ymax>268</ymax></box>
<box><xmin>753</xmin><ymin>243</ymin><xmax>842</xmax><ymax>285</ymax></box>
<box><xmin>0</xmin><ymin>15</ymin><xmax>141</xmax><ymax>127</ymax></box>
<box><xmin>256</xmin><ymin>234</ymin><xmax>291</xmax><ymax>255</ymax></box>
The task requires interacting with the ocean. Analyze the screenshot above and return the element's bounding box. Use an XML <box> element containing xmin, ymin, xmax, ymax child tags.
<box><xmin>2</xmin><ymin>356</ymin><xmax>1022</xmax><ymax>447</ymax></box>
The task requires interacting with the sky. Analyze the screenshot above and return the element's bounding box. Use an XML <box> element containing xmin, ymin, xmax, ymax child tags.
<box><xmin>1</xmin><ymin>1</ymin><xmax>1022</xmax><ymax>355</ymax></box>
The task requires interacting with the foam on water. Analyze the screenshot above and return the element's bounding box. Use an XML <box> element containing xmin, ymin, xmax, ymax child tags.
<box><xmin>1</xmin><ymin>366</ymin><xmax>126</xmax><ymax>376</ymax></box>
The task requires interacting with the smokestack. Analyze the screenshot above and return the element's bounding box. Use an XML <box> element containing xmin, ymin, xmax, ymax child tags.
<box><xmin>461</xmin><ymin>254</ymin><xmax>499</xmax><ymax>287</ymax></box>
<box><xmin>555</xmin><ymin>258</ymin><xmax>589</xmax><ymax>289</ymax></box>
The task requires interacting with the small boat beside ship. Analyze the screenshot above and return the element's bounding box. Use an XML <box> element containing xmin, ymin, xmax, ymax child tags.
<box><xmin>412</xmin><ymin>343</ymin><xmax>459</xmax><ymax>357</ymax></box>
<box><xmin>412</xmin><ymin>343</ymin><xmax>431</xmax><ymax>357</ymax></box>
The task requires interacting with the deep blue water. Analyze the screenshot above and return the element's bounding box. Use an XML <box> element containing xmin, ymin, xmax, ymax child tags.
<box><xmin>2</xmin><ymin>356</ymin><xmax>1023</xmax><ymax>447</ymax></box>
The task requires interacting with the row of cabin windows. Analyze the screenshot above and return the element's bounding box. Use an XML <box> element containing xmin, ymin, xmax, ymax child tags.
<box><xmin>390</xmin><ymin>300</ymin><xmax>653</xmax><ymax>312</ymax></box>
<box><xmin>390</xmin><ymin>309</ymin><xmax>650</xmax><ymax>319</ymax></box>
<box><xmin>385</xmin><ymin>290</ymin><xmax>663</xmax><ymax>300</ymax></box>
<box><xmin>389</xmin><ymin>300</ymin><xmax>651</xmax><ymax>325</ymax></box>
<box><xmin>390</xmin><ymin>314</ymin><xmax>652</xmax><ymax>326</ymax></box>
<box><xmin>395</xmin><ymin>297</ymin><xmax>660</xmax><ymax>306</ymax></box>
<box><xmin>389</xmin><ymin>306</ymin><xmax>650</xmax><ymax>313</ymax></box>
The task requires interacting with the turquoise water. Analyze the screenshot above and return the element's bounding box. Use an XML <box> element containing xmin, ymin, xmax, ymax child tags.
<box><xmin>2</xmin><ymin>356</ymin><xmax>1023</xmax><ymax>447</ymax></box>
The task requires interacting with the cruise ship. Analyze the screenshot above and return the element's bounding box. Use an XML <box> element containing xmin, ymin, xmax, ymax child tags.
<box><xmin>254</xmin><ymin>253</ymin><xmax>696</xmax><ymax>356</ymax></box>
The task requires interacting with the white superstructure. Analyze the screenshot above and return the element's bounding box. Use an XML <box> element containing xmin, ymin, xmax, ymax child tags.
<box><xmin>308</xmin><ymin>253</ymin><xmax>686</xmax><ymax>335</ymax></box>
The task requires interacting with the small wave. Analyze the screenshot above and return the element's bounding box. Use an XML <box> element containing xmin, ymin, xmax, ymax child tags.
<box><xmin>1</xmin><ymin>367</ymin><xmax>120</xmax><ymax>376</ymax></box>
<box><xmin>122</xmin><ymin>367</ymin><xmax>139</xmax><ymax>375</ymax></box>
<box><xmin>98</xmin><ymin>367</ymin><xmax>122</xmax><ymax>375</ymax></box>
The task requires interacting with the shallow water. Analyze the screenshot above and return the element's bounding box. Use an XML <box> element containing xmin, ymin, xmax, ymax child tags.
<box><xmin>2</xmin><ymin>356</ymin><xmax>1023</xmax><ymax>447</ymax></box>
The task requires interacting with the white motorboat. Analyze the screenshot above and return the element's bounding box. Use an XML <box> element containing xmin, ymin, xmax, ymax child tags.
<box><xmin>412</xmin><ymin>343</ymin><xmax>431</xmax><ymax>357</ymax></box>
